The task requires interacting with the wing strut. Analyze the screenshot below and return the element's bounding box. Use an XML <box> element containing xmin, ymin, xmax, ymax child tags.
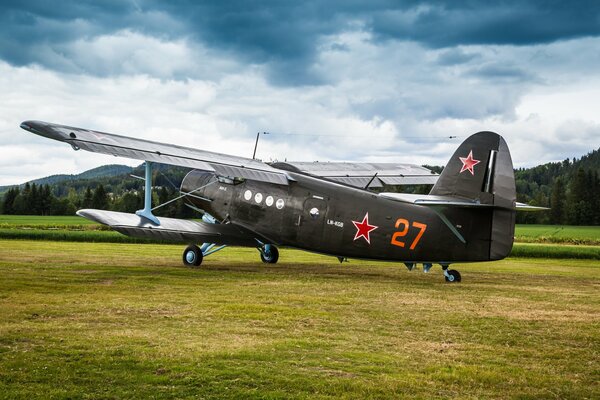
<box><xmin>135</xmin><ymin>161</ymin><xmax>160</xmax><ymax>225</ymax></box>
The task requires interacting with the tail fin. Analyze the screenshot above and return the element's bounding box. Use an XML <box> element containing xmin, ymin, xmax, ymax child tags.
<box><xmin>430</xmin><ymin>132</ymin><xmax>515</xmax><ymax>207</ymax></box>
<box><xmin>430</xmin><ymin>132</ymin><xmax>516</xmax><ymax>259</ymax></box>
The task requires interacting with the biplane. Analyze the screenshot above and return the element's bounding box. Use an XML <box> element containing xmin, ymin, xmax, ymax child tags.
<box><xmin>20</xmin><ymin>120</ymin><xmax>541</xmax><ymax>282</ymax></box>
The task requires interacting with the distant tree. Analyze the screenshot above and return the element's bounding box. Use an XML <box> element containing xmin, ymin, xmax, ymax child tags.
<box><xmin>82</xmin><ymin>186</ymin><xmax>93</xmax><ymax>208</ymax></box>
<box><xmin>30</xmin><ymin>183</ymin><xmax>41</xmax><ymax>214</ymax></box>
<box><xmin>593</xmin><ymin>170</ymin><xmax>600</xmax><ymax>225</ymax></box>
<box><xmin>549</xmin><ymin>177</ymin><xmax>566</xmax><ymax>224</ymax></box>
<box><xmin>11</xmin><ymin>193</ymin><xmax>26</xmax><ymax>214</ymax></box>
<box><xmin>114</xmin><ymin>191</ymin><xmax>142</xmax><ymax>213</ymax></box>
<box><xmin>50</xmin><ymin>197</ymin><xmax>76</xmax><ymax>215</ymax></box>
<box><xmin>1</xmin><ymin>187</ymin><xmax>20</xmax><ymax>214</ymax></box>
<box><xmin>39</xmin><ymin>184</ymin><xmax>54</xmax><ymax>215</ymax></box>
<box><xmin>67</xmin><ymin>188</ymin><xmax>81</xmax><ymax>210</ymax></box>
<box><xmin>91</xmin><ymin>184</ymin><xmax>109</xmax><ymax>209</ymax></box>
<box><xmin>533</xmin><ymin>191</ymin><xmax>550</xmax><ymax>224</ymax></box>
<box><xmin>567</xmin><ymin>168</ymin><xmax>590</xmax><ymax>225</ymax></box>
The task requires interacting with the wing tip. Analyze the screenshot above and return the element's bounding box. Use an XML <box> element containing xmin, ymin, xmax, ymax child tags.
<box><xmin>20</xmin><ymin>120</ymin><xmax>68</xmax><ymax>142</ymax></box>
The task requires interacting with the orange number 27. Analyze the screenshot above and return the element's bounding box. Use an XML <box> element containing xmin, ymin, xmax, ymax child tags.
<box><xmin>390</xmin><ymin>219</ymin><xmax>427</xmax><ymax>250</ymax></box>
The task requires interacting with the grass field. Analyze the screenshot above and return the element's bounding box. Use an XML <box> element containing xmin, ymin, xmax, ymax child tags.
<box><xmin>515</xmin><ymin>224</ymin><xmax>600</xmax><ymax>245</ymax></box>
<box><xmin>0</xmin><ymin>240</ymin><xmax>598</xmax><ymax>399</ymax></box>
<box><xmin>0</xmin><ymin>215</ymin><xmax>96</xmax><ymax>227</ymax></box>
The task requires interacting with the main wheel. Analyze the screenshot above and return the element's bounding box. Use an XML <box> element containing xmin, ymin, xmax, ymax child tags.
<box><xmin>444</xmin><ymin>269</ymin><xmax>461</xmax><ymax>283</ymax></box>
<box><xmin>183</xmin><ymin>244</ymin><xmax>203</xmax><ymax>267</ymax></box>
<box><xmin>260</xmin><ymin>245</ymin><xmax>279</xmax><ymax>264</ymax></box>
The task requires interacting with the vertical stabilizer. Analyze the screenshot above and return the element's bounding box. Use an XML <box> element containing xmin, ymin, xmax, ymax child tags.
<box><xmin>430</xmin><ymin>131</ymin><xmax>516</xmax><ymax>260</ymax></box>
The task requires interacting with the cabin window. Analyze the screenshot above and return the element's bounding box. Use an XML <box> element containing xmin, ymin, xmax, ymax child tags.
<box><xmin>309</xmin><ymin>207</ymin><xmax>320</xmax><ymax>219</ymax></box>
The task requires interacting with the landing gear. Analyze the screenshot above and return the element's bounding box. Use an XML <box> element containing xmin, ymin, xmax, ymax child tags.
<box><xmin>260</xmin><ymin>244</ymin><xmax>279</xmax><ymax>264</ymax></box>
<box><xmin>183</xmin><ymin>244</ymin><xmax>203</xmax><ymax>267</ymax></box>
<box><xmin>441</xmin><ymin>264</ymin><xmax>461</xmax><ymax>283</ymax></box>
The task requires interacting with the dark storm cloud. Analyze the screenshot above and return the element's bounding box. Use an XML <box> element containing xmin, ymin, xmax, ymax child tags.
<box><xmin>1</xmin><ymin>0</ymin><xmax>599</xmax><ymax>84</ymax></box>
<box><xmin>370</xmin><ymin>1</ymin><xmax>600</xmax><ymax>47</ymax></box>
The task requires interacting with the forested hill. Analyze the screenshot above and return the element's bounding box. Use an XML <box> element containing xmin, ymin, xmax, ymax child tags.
<box><xmin>36</xmin><ymin>164</ymin><xmax>134</xmax><ymax>185</ymax></box>
<box><xmin>515</xmin><ymin>148</ymin><xmax>600</xmax><ymax>225</ymax></box>
<box><xmin>0</xmin><ymin>165</ymin><xmax>133</xmax><ymax>194</ymax></box>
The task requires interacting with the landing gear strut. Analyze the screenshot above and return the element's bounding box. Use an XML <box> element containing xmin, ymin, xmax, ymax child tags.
<box><xmin>259</xmin><ymin>244</ymin><xmax>279</xmax><ymax>264</ymax></box>
<box><xmin>441</xmin><ymin>264</ymin><xmax>461</xmax><ymax>283</ymax></box>
<box><xmin>183</xmin><ymin>244</ymin><xmax>203</xmax><ymax>267</ymax></box>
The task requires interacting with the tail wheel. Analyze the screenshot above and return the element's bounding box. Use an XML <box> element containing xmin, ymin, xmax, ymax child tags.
<box><xmin>444</xmin><ymin>269</ymin><xmax>461</xmax><ymax>283</ymax></box>
<box><xmin>183</xmin><ymin>244</ymin><xmax>203</xmax><ymax>267</ymax></box>
<box><xmin>260</xmin><ymin>245</ymin><xmax>279</xmax><ymax>264</ymax></box>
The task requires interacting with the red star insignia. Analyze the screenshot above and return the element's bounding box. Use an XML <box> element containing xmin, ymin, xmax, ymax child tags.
<box><xmin>459</xmin><ymin>150</ymin><xmax>481</xmax><ymax>175</ymax></box>
<box><xmin>352</xmin><ymin>212</ymin><xmax>378</xmax><ymax>244</ymax></box>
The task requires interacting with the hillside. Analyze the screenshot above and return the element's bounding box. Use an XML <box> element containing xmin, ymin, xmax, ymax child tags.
<box><xmin>0</xmin><ymin>164</ymin><xmax>133</xmax><ymax>194</ymax></box>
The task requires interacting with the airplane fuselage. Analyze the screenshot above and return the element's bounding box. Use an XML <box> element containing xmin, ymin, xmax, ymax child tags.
<box><xmin>182</xmin><ymin>170</ymin><xmax>506</xmax><ymax>263</ymax></box>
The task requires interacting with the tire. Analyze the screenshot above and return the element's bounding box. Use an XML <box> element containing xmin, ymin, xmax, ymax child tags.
<box><xmin>260</xmin><ymin>245</ymin><xmax>279</xmax><ymax>264</ymax></box>
<box><xmin>183</xmin><ymin>244</ymin><xmax>203</xmax><ymax>267</ymax></box>
<box><xmin>444</xmin><ymin>269</ymin><xmax>461</xmax><ymax>283</ymax></box>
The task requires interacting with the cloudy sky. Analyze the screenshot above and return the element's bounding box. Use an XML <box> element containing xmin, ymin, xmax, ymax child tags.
<box><xmin>1</xmin><ymin>0</ymin><xmax>600</xmax><ymax>185</ymax></box>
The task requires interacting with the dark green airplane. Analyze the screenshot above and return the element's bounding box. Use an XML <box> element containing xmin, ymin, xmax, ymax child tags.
<box><xmin>21</xmin><ymin>121</ymin><xmax>542</xmax><ymax>282</ymax></box>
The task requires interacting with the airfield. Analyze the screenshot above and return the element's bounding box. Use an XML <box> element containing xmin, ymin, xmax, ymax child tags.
<box><xmin>0</xmin><ymin>217</ymin><xmax>598</xmax><ymax>398</ymax></box>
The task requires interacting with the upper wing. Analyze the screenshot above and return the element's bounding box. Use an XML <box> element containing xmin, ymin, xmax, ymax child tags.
<box><xmin>20</xmin><ymin>120</ymin><xmax>289</xmax><ymax>185</ymax></box>
<box><xmin>270</xmin><ymin>161</ymin><xmax>438</xmax><ymax>188</ymax></box>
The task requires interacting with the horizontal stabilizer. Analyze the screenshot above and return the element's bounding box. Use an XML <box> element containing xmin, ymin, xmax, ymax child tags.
<box><xmin>379</xmin><ymin>192</ymin><xmax>549</xmax><ymax>211</ymax></box>
<box><xmin>380</xmin><ymin>193</ymin><xmax>545</xmax><ymax>212</ymax></box>
<box><xmin>515</xmin><ymin>202</ymin><xmax>550</xmax><ymax>211</ymax></box>
<box><xmin>77</xmin><ymin>209</ymin><xmax>265</xmax><ymax>246</ymax></box>
<box><xmin>380</xmin><ymin>193</ymin><xmax>496</xmax><ymax>208</ymax></box>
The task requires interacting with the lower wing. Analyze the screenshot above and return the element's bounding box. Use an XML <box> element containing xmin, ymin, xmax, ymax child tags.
<box><xmin>77</xmin><ymin>209</ymin><xmax>269</xmax><ymax>246</ymax></box>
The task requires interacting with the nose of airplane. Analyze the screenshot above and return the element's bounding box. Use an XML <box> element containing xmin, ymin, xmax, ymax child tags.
<box><xmin>180</xmin><ymin>170</ymin><xmax>216</xmax><ymax>197</ymax></box>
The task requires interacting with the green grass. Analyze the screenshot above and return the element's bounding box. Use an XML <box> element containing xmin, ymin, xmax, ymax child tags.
<box><xmin>0</xmin><ymin>215</ymin><xmax>97</xmax><ymax>227</ymax></box>
<box><xmin>0</xmin><ymin>228</ymin><xmax>157</xmax><ymax>243</ymax></box>
<box><xmin>511</xmin><ymin>243</ymin><xmax>600</xmax><ymax>259</ymax></box>
<box><xmin>0</xmin><ymin>240</ymin><xmax>598</xmax><ymax>399</ymax></box>
<box><xmin>515</xmin><ymin>224</ymin><xmax>600</xmax><ymax>245</ymax></box>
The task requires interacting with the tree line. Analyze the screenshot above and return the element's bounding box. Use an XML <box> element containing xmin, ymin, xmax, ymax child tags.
<box><xmin>515</xmin><ymin>148</ymin><xmax>600</xmax><ymax>225</ymax></box>
<box><xmin>1</xmin><ymin>182</ymin><xmax>195</xmax><ymax>219</ymax></box>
